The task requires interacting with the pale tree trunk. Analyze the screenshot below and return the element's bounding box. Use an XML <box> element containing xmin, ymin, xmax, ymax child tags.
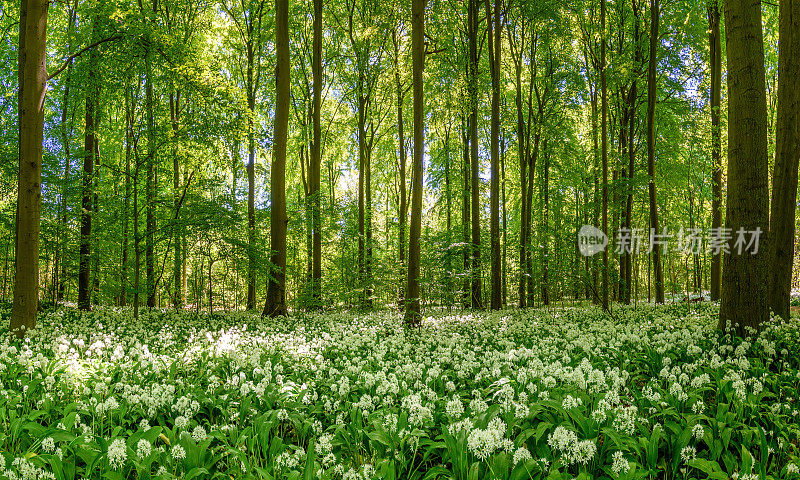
<box><xmin>768</xmin><ymin>0</ymin><xmax>800</xmax><ymax>320</ymax></box>
<box><xmin>647</xmin><ymin>0</ymin><xmax>664</xmax><ymax>304</ymax></box>
<box><xmin>718</xmin><ymin>0</ymin><xmax>770</xmax><ymax>333</ymax></box>
<box><xmin>263</xmin><ymin>0</ymin><xmax>289</xmax><ymax>317</ymax></box>
<box><xmin>11</xmin><ymin>0</ymin><xmax>47</xmax><ymax>336</ymax></box>
<box><xmin>707</xmin><ymin>1</ymin><xmax>723</xmax><ymax>301</ymax></box>
<box><xmin>404</xmin><ymin>0</ymin><xmax>425</xmax><ymax>326</ymax></box>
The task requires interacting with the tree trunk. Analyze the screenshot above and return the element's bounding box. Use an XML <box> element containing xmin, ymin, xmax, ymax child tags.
<box><xmin>145</xmin><ymin>36</ymin><xmax>156</xmax><ymax>309</ymax></box>
<box><xmin>404</xmin><ymin>0</ymin><xmax>425</xmax><ymax>326</ymax></box>
<box><xmin>263</xmin><ymin>0</ymin><xmax>289</xmax><ymax>317</ymax></box>
<box><xmin>767</xmin><ymin>0</ymin><xmax>800</xmax><ymax>320</ymax></box>
<box><xmin>708</xmin><ymin>1</ymin><xmax>723</xmax><ymax>301</ymax></box>
<box><xmin>601</xmin><ymin>0</ymin><xmax>610</xmax><ymax>311</ymax></box>
<box><xmin>246</xmin><ymin>41</ymin><xmax>257</xmax><ymax>310</ymax></box>
<box><xmin>510</xmin><ymin>21</ymin><xmax>528</xmax><ymax>308</ymax></box>
<box><xmin>56</xmin><ymin>3</ymin><xmax>76</xmax><ymax>303</ymax></box>
<box><xmin>78</xmin><ymin>17</ymin><xmax>101</xmax><ymax>311</ymax></box>
<box><xmin>468</xmin><ymin>0</ymin><xmax>482</xmax><ymax>308</ymax></box>
<box><xmin>541</xmin><ymin>140</ymin><xmax>550</xmax><ymax>306</ymax></box>
<box><xmin>394</xmin><ymin>28</ymin><xmax>408</xmax><ymax>309</ymax></box>
<box><xmin>487</xmin><ymin>0</ymin><xmax>502</xmax><ymax>310</ymax></box>
<box><xmin>461</xmin><ymin>114</ymin><xmax>470</xmax><ymax>307</ymax></box>
<box><xmin>120</xmin><ymin>80</ymin><xmax>132</xmax><ymax>306</ymax></box>
<box><xmin>171</xmin><ymin>90</ymin><xmax>182</xmax><ymax>309</ymax></box>
<box><xmin>10</xmin><ymin>0</ymin><xmax>47</xmax><ymax>335</ymax></box>
<box><xmin>718</xmin><ymin>0</ymin><xmax>770</xmax><ymax>333</ymax></box>
<box><xmin>647</xmin><ymin>0</ymin><xmax>664</xmax><ymax>304</ymax></box>
<box><xmin>311</xmin><ymin>0</ymin><xmax>323</xmax><ymax>307</ymax></box>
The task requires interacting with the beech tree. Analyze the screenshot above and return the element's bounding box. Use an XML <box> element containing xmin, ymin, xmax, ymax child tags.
<box><xmin>10</xmin><ymin>0</ymin><xmax>48</xmax><ymax>335</ymax></box>
<box><xmin>718</xmin><ymin>0</ymin><xmax>770</xmax><ymax>333</ymax></box>
<box><xmin>263</xmin><ymin>0</ymin><xmax>289</xmax><ymax>317</ymax></box>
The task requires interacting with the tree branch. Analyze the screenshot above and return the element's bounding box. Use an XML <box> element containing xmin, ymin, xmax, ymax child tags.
<box><xmin>48</xmin><ymin>35</ymin><xmax>122</xmax><ymax>80</ymax></box>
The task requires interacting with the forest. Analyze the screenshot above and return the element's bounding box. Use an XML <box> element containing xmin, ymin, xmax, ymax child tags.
<box><xmin>2</xmin><ymin>0</ymin><xmax>800</xmax><ymax>478</ymax></box>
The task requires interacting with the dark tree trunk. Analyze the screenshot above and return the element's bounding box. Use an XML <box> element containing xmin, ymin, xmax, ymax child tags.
<box><xmin>487</xmin><ymin>0</ymin><xmax>502</xmax><ymax>310</ymax></box>
<box><xmin>647</xmin><ymin>0</ymin><xmax>664</xmax><ymax>304</ymax></box>
<box><xmin>311</xmin><ymin>0</ymin><xmax>323</xmax><ymax>307</ymax></box>
<box><xmin>78</xmin><ymin>17</ymin><xmax>101</xmax><ymax>311</ymax></box>
<box><xmin>767</xmin><ymin>0</ymin><xmax>800</xmax><ymax>320</ymax></box>
<box><xmin>718</xmin><ymin>0</ymin><xmax>770</xmax><ymax>333</ymax></box>
<box><xmin>468</xmin><ymin>0</ymin><xmax>482</xmax><ymax>309</ymax></box>
<box><xmin>601</xmin><ymin>0</ymin><xmax>610</xmax><ymax>311</ymax></box>
<box><xmin>404</xmin><ymin>0</ymin><xmax>425</xmax><ymax>326</ymax></box>
<box><xmin>708</xmin><ymin>1</ymin><xmax>723</xmax><ymax>301</ymax></box>
<box><xmin>263</xmin><ymin>0</ymin><xmax>289</xmax><ymax>317</ymax></box>
<box><xmin>170</xmin><ymin>90</ymin><xmax>182</xmax><ymax>309</ymax></box>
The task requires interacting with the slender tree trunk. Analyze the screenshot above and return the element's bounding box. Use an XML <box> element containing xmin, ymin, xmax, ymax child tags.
<box><xmin>246</xmin><ymin>42</ymin><xmax>257</xmax><ymax>310</ymax></box>
<box><xmin>145</xmin><ymin>37</ymin><xmax>156</xmax><ymax>309</ymax></box>
<box><xmin>263</xmin><ymin>0</ymin><xmax>289</xmax><ymax>317</ymax></box>
<box><xmin>647</xmin><ymin>0</ymin><xmax>664</xmax><ymax>304</ymax></box>
<box><xmin>171</xmin><ymin>90</ymin><xmax>182</xmax><ymax>309</ymax></box>
<box><xmin>541</xmin><ymin>140</ymin><xmax>550</xmax><ymax>305</ymax></box>
<box><xmin>445</xmin><ymin>126</ymin><xmax>453</xmax><ymax>305</ymax></box>
<box><xmin>133</xmin><ymin>145</ymin><xmax>141</xmax><ymax>320</ymax></box>
<box><xmin>461</xmin><ymin>114</ymin><xmax>471</xmax><ymax>307</ymax></box>
<box><xmin>311</xmin><ymin>0</ymin><xmax>323</xmax><ymax>307</ymax></box>
<box><xmin>78</xmin><ymin>17</ymin><xmax>101</xmax><ymax>311</ymax></box>
<box><xmin>56</xmin><ymin>4</ymin><xmax>76</xmax><ymax>302</ymax></box>
<box><xmin>468</xmin><ymin>0</ymin><xmax>482</xmax><ymax>308</ymax></box>
<box><xmin>394</xmin><ymin>28</ymin><xmax>408</xmax><ymax>309</ymax></box>
<box><xmin>708</xmin><ymin>1</ymin><xmax>723</xmax><ymax>301</ymax></box>
<box><xmin>10</xmin><ymin>0</ymin><xmax>47</xmax><ymax>335</ymax></box>
<box><xmin>510</xmin><ymin>22</ymin><xmax>528</xmax><ymax>308</ymax></box>
<box><xmin>487</xmin><ymin>0</ymin><xmax>502</xmax><ymax>310</ymax></box>
<box><xmin>120</xmin><ymin>81</ymin><xmax>132</xmax><ymax>306</ymax></box>
<box><xmin>601</xmin><ymin>0</ymin><xmax>610</xmax><ymax>311</ymax></box>
<box><xmin>404</xmin><ymin>0</ymin><xmax>425</xmax><ymax>326</ymax></box>
<box><xmin>767</xmin><ymin>0</ymin><xmax>800</xmax><ymax>320</ymax></box>
<box><xmin>718</xmin><ymin>0</ymin><xmax>770</xmax><ymax>333</ymax></box>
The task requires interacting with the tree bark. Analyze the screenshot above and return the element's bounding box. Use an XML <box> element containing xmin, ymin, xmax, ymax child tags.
<box><xmin>487</xmin><ymin>0</ymin><xmax>501</xmax><ymax>310</ymax></box>
<box><xmin>10</xmin><ymin>0</ymin><xmax>47</xmax><ymax>335</ymax></box>
<box><xmin>263</xmin><ymin>0</ymin><xmax>289</xmax><ymax>317</ymax></box>
<box><xmin>78</xmin><ymin>17</ymin><xmax>101</xmax><ymax>311</ymax></box>
<box><xmin>767</xmin><ymin>0</ymin><xmax>800</xmax><ymax>320</ymax></box>
<box><xmin>718</xmin><ymin>0</ymin><xmax>770</xmax><ymax>333</ymax></box>
<box><xmin>311</xmin><ymin>0</ymin><xmax>323</xmax><ymax>307</ymax></box>
<box><xmin>404</xmin><ymin>0</ymin><xmax>425</xmax><ymax>326</ymax></box>
<box><xmin>601</xmin><ymin>0</ymin><xmax>610</xmax><ymax>311</ymax></box>
<box><xmin>647</xmin><ymin>0</ymin><xmax>664</xmax><ymax>304</ymax></box>
<box><xmin>170</xmin><ymin>90</ymin><xmax>182</xmax><ymax>309</ymax></box>
<box><xmin>145</xmin><ymin>30</ymin><xmax>156</xmax><ymax>309</ymax></box>
<box><xmin>468</xmin><ymin>0</ymin><xmax>482</xmax><ymax>309</ymax></box>
<box><xmin>708</xmin><ymin>1</ymin><xmax>723</xmax><ymax>301</ymax></box>
<box><xmin>394</xmin><ymin>28</ymin><xmax>408</xmax><ymax>308</ymax></box>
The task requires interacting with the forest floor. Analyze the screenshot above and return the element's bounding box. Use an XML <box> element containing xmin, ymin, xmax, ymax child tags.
<box><xmin>0</xmin><ymin>302</ymin><xmax>798</xmax><ymax>479</ymax></box>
